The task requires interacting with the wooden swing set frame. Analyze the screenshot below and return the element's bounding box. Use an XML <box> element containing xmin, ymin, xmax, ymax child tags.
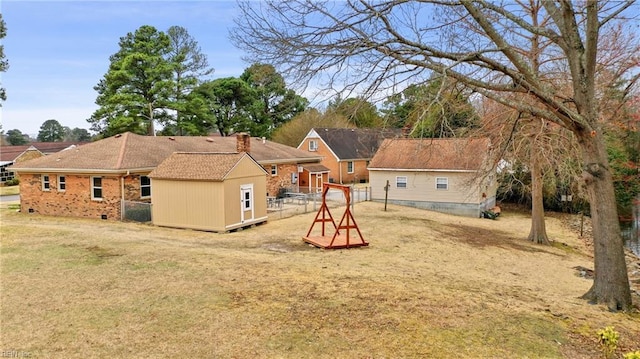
<box><xmin>303</xmin><ymin>183</ymin><xmax>368</xmax><ymax>249</ymax></box>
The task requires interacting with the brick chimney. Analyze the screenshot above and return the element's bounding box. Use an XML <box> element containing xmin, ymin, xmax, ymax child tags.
<box><xmin>236</xmin><ymin>132</ymin><xmax>251</xmax><ymax>153</ymax></box>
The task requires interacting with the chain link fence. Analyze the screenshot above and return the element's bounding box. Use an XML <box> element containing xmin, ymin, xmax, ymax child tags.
<box><xmin>122</xmin><ymin>200</ymin><xmax>152</xmax><ymax>222</ymax></box>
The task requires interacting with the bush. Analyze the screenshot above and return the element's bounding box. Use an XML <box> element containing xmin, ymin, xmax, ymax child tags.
<box><xmin>5</xmin><ymin>178</ymin><xmax>19</xmax><ymax>186</ymax></box>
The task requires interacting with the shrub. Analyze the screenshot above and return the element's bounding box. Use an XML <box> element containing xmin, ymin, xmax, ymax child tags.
<box><xmin>597</xmin><ymin>326</ymin><xmax>619</xmax><ymax>359</ymax></box>
<box><xmin>5</xmin><ymin>178</ymin><xmax>19</xmax><ymax>186</ymax></box>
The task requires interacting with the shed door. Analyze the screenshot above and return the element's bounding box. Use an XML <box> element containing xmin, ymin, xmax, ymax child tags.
<box><xmin>315</xmin><ymin>174</ymin><xmax>323</xmax><ymax>192</ymax></box>
<box><xmin>240</xmin><ymin>184</ymin><xmax>254</xmax><ymax>223</ymax></box>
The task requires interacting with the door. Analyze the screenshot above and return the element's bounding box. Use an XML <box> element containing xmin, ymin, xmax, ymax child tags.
<box><xmin>240</xmin><ymin>184</ymin><xmax>254</xmax><ymax>223</ymax></box>
<box><xmin>315</xmin><ymin>174</ymin><xmax>324</xmax><ymax>193</ymax></box>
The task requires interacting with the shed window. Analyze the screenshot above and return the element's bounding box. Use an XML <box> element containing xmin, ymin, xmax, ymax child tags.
<box><xmin>42</xmin><ymin>175</ymin><xmax>51</xmax><ymax>191</ymax></box>
<box><xmin>92</xmin><ymin>177</ymin><xmax>103</xmax><ymax>200</ymax></box>
<box><xmin>436</xmin><ymin>177</ymin><xmax>448</xmax><ymax>190</ymax></box>
<box><xmin>140</xmin><ymin>176</ymin><xmax>151</xmax><ymax>198</ymax></box>
<box><xmin>396</xmin><ymin>176</ymin><xmax>407</xmax><ymax>188</ymax></box>
<box><xmin>347</xmin><ymin>161</ymin><xmax>354</xmax><ymax>173</ymax></box>
<box><xmin>309</xmin><ymin>140</ymin><xmax>318</xmax><ymax>151</ymax></box>
<box><xmin>242</xmin><ymin>188</ymin><xmax>252</xmax><ymax>210</ymax></box>
<box><xmin>58</xmin><ymin>175</ymin><xmax>66</xmax><ymax>192</ymax></box>
<box><xmin>270</xmin><ymin>165</ymin><xmax>277</xmax><ymax>176</ymax></box>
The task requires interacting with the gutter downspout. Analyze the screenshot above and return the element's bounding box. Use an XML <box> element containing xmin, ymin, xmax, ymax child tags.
<box><xmin>120</xmin><ymin>170</ymin><xmax>129</xmax><ymax>220</ymax></box>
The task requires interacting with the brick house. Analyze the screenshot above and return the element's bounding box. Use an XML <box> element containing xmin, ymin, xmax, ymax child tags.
<box><xmin>297</xmin><ymin>128</ymin><xmax>402</xmax><ymax>184</ymax></box>
<box><xmin>10</xmin><ymin>132</ymin><xmax>322</xmax><ymax>220</ymax></box>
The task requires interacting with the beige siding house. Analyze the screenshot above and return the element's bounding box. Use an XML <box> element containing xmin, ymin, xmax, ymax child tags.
<box><xmin>149</xmin><ymin>152</ymin><xmax>268</xmax><ymax>232</ymax></box>
<box><xmin>368</xmin><ymin>138</ymin><xmax>498</xmax><ymax>218</ymax></box>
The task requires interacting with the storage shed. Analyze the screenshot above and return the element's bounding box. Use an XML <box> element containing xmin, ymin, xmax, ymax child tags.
<box><xmin>149</xmin><ymin>152</ymin><xmax>268</xmax><ymax>232</ymax></box>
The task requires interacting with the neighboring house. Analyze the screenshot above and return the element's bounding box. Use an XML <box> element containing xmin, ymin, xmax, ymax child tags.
<box><xmin>0</xmin><ymin>142</ymin><xmax>87</xmax><ymax>185</ymax></box>
<box><xmin>0</xmin><ymin>146</ymin><xmax>44</xmax><ymax>184</ymax></box>
<box><xmin>298</xmin><ymin>128</ymin><xmax>402</xmax><ymax>184</ymax></box>
<box><xmin>150</xmin><ymin>152</ymin><xmax>268</xmax><ymax>232</ymax></box>
<box><xmin>9</xmin><ymin>132</ymin><xmax>322</xmax><ymax>220</ymax></box>
<box><xmin>368</xmin><ymin>137</ymin><xmax>498</xmax><ymax>218</ymax></box>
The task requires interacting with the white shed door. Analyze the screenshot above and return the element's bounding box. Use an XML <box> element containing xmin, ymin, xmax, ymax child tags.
<box><xmin>240</xmin><ymin>184</ymin><xmax>254</xmax><ymax>223</ymax></box>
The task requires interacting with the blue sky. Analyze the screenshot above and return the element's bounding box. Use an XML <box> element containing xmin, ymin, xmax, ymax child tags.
<box><xmin>1</xmin><ymin>0</ymin><xmax>247</xmax><ymax>136</ymax></box>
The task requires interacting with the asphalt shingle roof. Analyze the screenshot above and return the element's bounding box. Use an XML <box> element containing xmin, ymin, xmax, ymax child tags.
<box><xmin>149</xmin><ymin>152</ymin><xmax>252</xmax><ymax>181</ymax></box>
<box><xmin>368</xmin><ymin>138</ymin><xmax>492</xmax><ymax>171</ymax></box>
<box><xmin>10</xmin><ymin>132</ymin><xmax>321</xmax><ymax>172</ymax></box>
<box><xmin>312</xmin><ymin>128</ymin><xmax>402</xmax><ymax>160</ymax></box>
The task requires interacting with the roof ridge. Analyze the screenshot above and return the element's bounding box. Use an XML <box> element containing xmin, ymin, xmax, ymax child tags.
<box><xmin>115</xmin><ymin>132</ymin><xmax>130</xmax><ymax>169</ymax></box>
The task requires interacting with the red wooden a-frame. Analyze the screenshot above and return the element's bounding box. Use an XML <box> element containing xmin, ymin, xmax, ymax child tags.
<box><xmin>303</xmin><ymin>183</ymin><xmax>368</xmax><ymax>249</ymax></box>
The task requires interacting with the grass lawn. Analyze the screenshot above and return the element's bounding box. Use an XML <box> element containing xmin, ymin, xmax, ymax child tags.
<box><xmin>1</xmin><ymin>202</ymin><xmax>639</xmax><ymax>358</ymax></box>
<box><xmin>0</xmin><ymin>185</ymin><xmax>19</xmax><ymax>196</ymax></box>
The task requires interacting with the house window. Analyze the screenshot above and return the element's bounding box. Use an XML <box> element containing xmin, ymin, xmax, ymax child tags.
<box><xmin>58</xmin><ymin>175</ymin><xmax>66</xmax><ymax>192</ymax></box>
<box><xmin>92</xmin><ymin>177</ymin><xmax>103</xmax><ymax>200</ymax></box>
<box><xmin>347</xmin><ymin>161</ymin><xmax>354</xmax><ymax>173</ymax></box>
<box><xmin>436</xmin><ymin>177</ymin><xmax>448</xmax><ymax>190</ymax></box>
<box><xmin>309</xmin><ymin>140</ymin><xmax>318</xmax><ymax>151</ymax></box>
<box><xmin>396</xmin><ymin>176</ymin><xmax>407</xmax><ymax>188</ymax></box>
<box><xmin>270</xmin><ymin>165</ymin><xmax>277</xmax><ymax>176</ymax></box>
<box><xmin>140</xmin><ymin>176</ymin><xmax>151</xmax><ymax>198</ymax></box>
<box><xmin>42</xmin><ymin>175</ymin><xmax>51</xmax><ymax>191</ymax></box>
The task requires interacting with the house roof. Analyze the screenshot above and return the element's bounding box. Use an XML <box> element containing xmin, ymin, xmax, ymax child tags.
<box><xmin>368</xmin><ymin>138</ymin><xmax>492</xmax><ymax>171</ymax></box>
<box><xmin>149</xmin><ymin>152</ymin><xmax>262</xmax><ymax>181</ymax></box>
<box><xmin>307</xmin><ymin>128</ymin><xmax>402</xmax><ymax>160</ymax></box>
<box><xmin>10</xmin><ymin>132</ymin><xmax>322</xmax><ymax>173</ymax></box>
<box><xmin>0</xmin><ymin>145</ymin><xmax>39</xmax><ymax>162</ymax></box>
<box><xmin>0</xmin><ymin>142</ymin><xmax>87</xmax><ymax>163</ymax></box>
<box><xmin>29</xmin><ymin>142</ymin><xmax>88</xmax><ymax>154</ymax></box>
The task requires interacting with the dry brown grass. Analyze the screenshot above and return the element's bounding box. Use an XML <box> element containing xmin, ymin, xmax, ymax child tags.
<box><xmin>1</xmin><ymin>201</ymin><xmax>639</xmax><ymax>358</ymax></box>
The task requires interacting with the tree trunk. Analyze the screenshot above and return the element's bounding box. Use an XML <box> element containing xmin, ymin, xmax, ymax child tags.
<box><xmin>528</xmin><ymin>146</ymin><xmax>550</xmax><ymax>245</ymax></box>
<box><xmin>578</xmin><ymin>133</ymin><xmax>632</xmax><ymax>311</ymax></box>
<box><xmin>147</xmin><ymin>103</ymin><xmax>155</xmax><ymax>136</ymax></box>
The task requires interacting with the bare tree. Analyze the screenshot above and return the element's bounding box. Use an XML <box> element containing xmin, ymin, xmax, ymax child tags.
<box><xmin>231</xmin><ymin>0</ymin><xmax>639</xmax><ymax>310</ymax></box>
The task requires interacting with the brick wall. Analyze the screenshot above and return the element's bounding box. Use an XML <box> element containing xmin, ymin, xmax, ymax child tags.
<box><xmin>19</xmin><ymin>173</ymin><xmax>123</xmax><ymax>220</ymax></box>
<box><xmin>123</xmin><ymin>174</ymin><xmax>151</xmax><ymax>202</ymax></box>
<box><xmin>339</xmin><ymin>159</ymin><xmax>370</xmax><ymax>184</ymax></box>
<box><xmin>265</xmin><ymin>164</ymin><xmax>299</xmax><ymax>197</ymax></box>
<box><xmin>299</xmin><ymin>138</ymin><xmax>339</xmax><ymax>183</ymax></box>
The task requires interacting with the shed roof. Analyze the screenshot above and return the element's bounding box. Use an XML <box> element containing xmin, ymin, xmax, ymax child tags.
<box><xmin>149</xmin><ymin>152</ymin><xmax>263</xmax><ymax>181</ymax></box>
<box><xmin>307</xmin><ymin>128</ymin><xmax>402</xmax><ymax>160</ymax></box>
<box><xmin>368</xmin><ymin>138</ymin><xmax>492</xmax><ymax>171</ymax></box>
<box><xmin>10</xmin><ymin>132</ymin><xmax>321</xmax><ymax>172</ymax></box>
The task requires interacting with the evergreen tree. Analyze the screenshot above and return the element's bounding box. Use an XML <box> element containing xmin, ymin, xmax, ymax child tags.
<box><xmin>240</xmin><ymin>63</ymin><xmax>307</xmax><ymax>138</ymax></box>
<box><xmin>165</xmin><ymin>26</ymin><xmax>214</xmax><ymax>135</ymax></box>
<box><xmin>6</xmin><ymin>129</ymin><xmax>28</xmax><ymax>145</ymax></box>
<box><xmin>37</xmin><ymin>119</ymin><xmax>65</xmax><ymax>142</ymax></box>
<box><xmin>88</xmin><ymin>25</ymin><xmax>173</xmax><ymax>136</ymax></box>
<box><xmin>0</xmin><ymin>14</ymin><xmax>9</xmax><ymax>103</ymax></box>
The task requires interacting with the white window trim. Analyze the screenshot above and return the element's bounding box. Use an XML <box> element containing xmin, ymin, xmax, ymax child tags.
<box><xmin>140</xmin><ymin>176</ymin><xmax>151</xmax><ymax>199</ymax></box>
<box><xmin>436</xmin><ymin>177</ymin><xmax>448</xmax><ymax>190</ymax></box>
<box><xmin>42</xmin><ymin>174</ymin><xmax>51</xmax><ymax>191</ymax></box>
<box><xmin>309</xmin><ymin>140</ymin><xmax>318</xmax><ymax>151</ymax></box>
<box><xmin>347</xmin><ymin>161</ymin><xmax>354</xmax><ymax>174</ymax></box>
<box><xmin>396</xmin><ymin>176</ymin><xmax>407</xmax><ymax>188</ymax></box>
<box><xmin>57</xmin><ymin>175</ymin><xmax>66</xmax><ymax>192</ymax></box>
<box><xmin>241</xmin><ymin>184</ymin><xmax>253</xmax><ymax>211</ymax></box>
<box><xmin>270</xmin><ymin>165</ymin><xmax>277</xmax><ymax>176</ymax></box>
<box><xmin>91</xmin><ymin>176</ymin><xmax>103</xmax><ymax>201</ymax></box>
